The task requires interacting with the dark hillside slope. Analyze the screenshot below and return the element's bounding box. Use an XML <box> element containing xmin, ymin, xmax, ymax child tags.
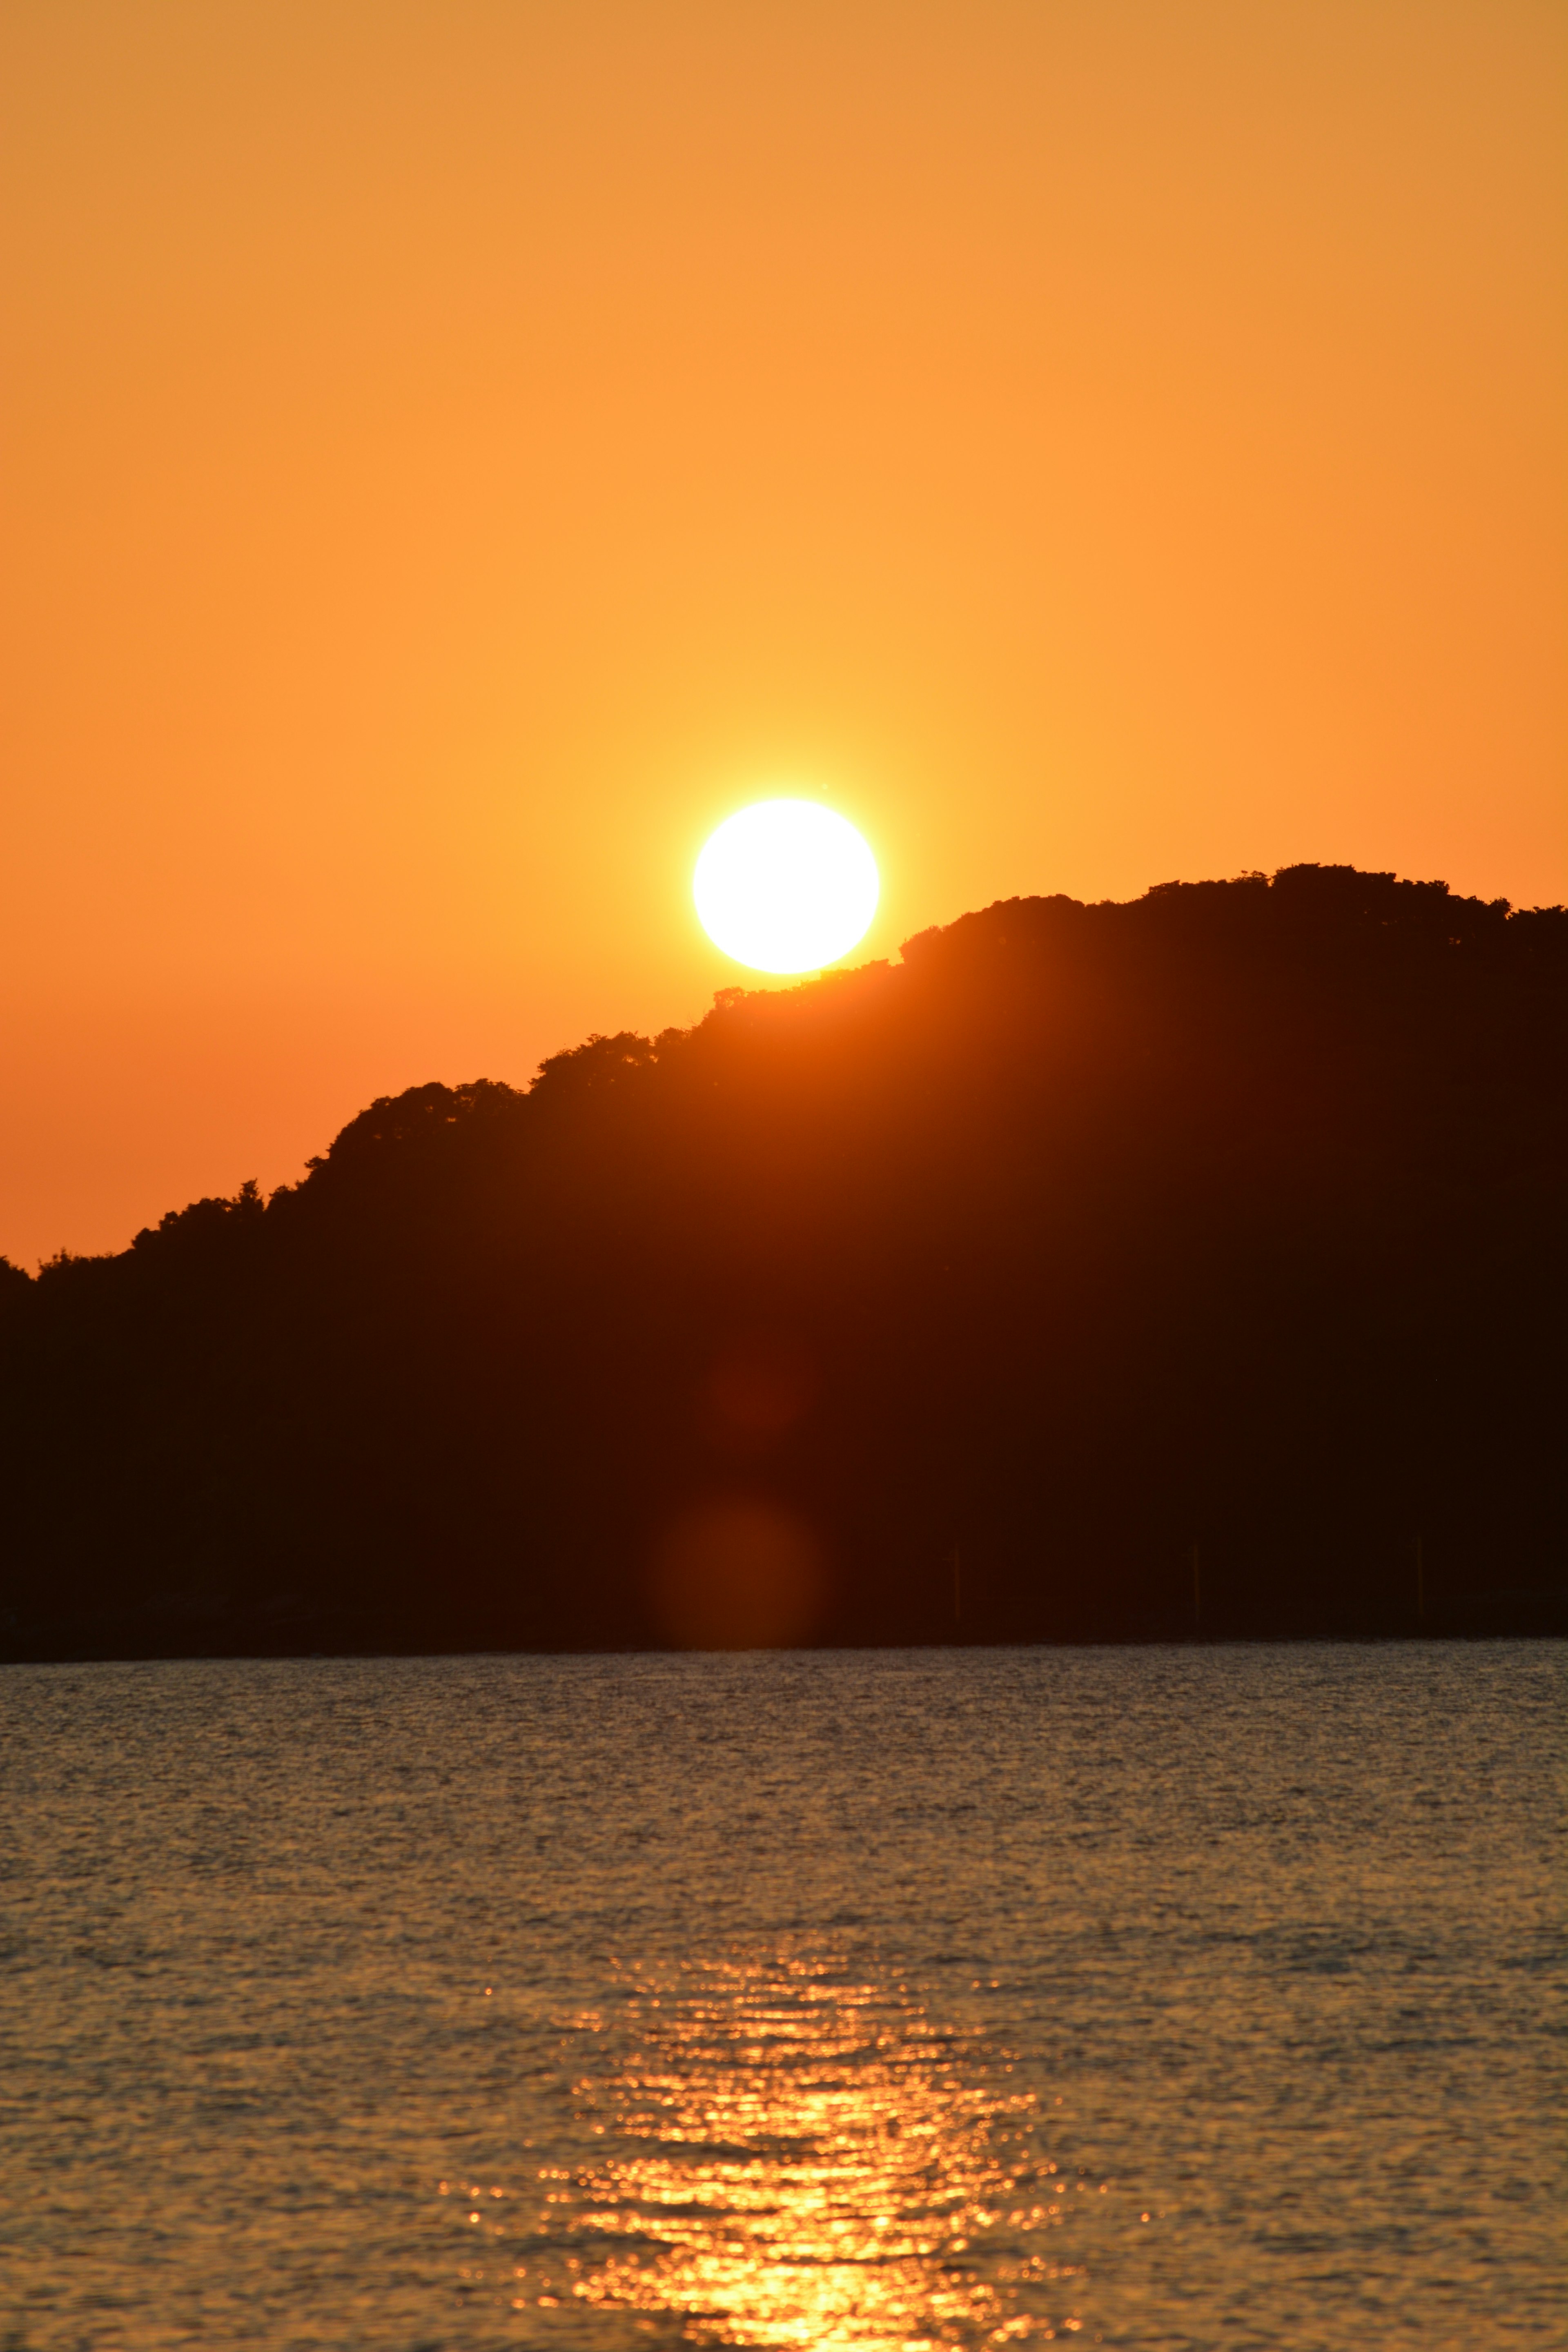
<box><xmin>2</xmin><ymin>864</ymin><xmax>1565</xmax><ymax>1656</ymax></box>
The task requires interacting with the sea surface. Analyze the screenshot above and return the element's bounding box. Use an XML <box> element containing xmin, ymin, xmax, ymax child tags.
<box><xmin>0</xmin><ymin>1643</ymin><xmax>1561</xmax><ymax>2351</ymax></box>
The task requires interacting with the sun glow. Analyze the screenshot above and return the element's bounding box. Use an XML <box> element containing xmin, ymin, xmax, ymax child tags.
<box><xmin>694</xmin><ymin>800</ymin><xmax>879</xmax><ymax>974</ymax></box>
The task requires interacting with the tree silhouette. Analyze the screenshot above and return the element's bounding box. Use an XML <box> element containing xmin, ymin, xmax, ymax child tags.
<box><xmin>1</xmin><ymin>864</ymin><xmax>1564</xmax><ymax>1657</ymax></box>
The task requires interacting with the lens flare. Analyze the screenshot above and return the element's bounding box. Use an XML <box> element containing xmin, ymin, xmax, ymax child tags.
<box><xmin>649</xmin><ymin>1498</ymin><xmax>826</xmax><ymax>1650</ymax></box>
<box><xmin>694</xmin><ymin>800</ymin><xmax>879</xmax><ymax>974</ymax></box>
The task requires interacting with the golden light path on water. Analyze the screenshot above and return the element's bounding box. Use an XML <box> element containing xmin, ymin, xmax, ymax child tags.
<box><xmin>481</xmin><ymin>1954</ymin><xmax>1090</xmax><ymax>2348</ymax></box>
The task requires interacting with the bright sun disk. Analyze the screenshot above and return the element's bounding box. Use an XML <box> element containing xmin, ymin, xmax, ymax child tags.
<box><xmin>694</xmin><ymin>800</ymin><xmax>879</xmax><ymax>974</ymax></box>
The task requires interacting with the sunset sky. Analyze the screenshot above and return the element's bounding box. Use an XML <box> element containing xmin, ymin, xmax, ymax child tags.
<box><xmin>3</xmin><ymin>0</ymin><xmax>1564</xmax><ymax>1265</ymax></box>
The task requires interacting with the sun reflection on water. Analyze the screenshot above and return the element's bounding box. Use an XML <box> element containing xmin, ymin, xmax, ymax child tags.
<box><xmin>510</xmin><ymin>1953</ymin><xmax>1085</xmax><ymax>2348</ymax></box>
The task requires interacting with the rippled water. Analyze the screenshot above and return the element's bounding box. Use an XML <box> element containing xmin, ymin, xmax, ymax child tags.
<box><xmin>0</xmin><ymin>1644</ymin><xmax>1561</xmax><ymax>2350</ymax></box>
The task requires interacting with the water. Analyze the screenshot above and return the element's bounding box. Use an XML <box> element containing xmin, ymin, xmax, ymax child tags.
<box><xmin>0</xmin><ymin>1644</ymin><xmax>1561</xmax><ymax>2351</ymax></box>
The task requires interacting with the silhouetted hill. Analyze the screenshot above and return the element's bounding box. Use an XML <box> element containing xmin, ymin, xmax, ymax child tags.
<box><xmin>3</xmin><ymin>863</ymin><xmax>1566</xmax><ymax>1657</ymax></box>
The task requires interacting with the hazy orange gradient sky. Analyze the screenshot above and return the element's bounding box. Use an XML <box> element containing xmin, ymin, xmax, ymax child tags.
<box><xmin>3</xmin><ymin>0</ymin><xmax>1564</xmax><ymax>1263</ymax></box>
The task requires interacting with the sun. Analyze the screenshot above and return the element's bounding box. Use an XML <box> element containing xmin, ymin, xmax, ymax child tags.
<box><xmin>694</xmin><ymin>800</ymin><xmax>880</xmax><ymax>975</ymax></box>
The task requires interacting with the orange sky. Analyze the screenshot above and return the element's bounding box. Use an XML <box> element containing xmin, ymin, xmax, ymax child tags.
<box><xmin>3</xmin><ymin>0</ymin><xmax>1564</xmax><ymax>1265</ymax></box>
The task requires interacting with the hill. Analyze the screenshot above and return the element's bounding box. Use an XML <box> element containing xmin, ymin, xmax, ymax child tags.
<box><xmin>2</xmin><ymin>862</ymin><xmax>1566</xmax><ymax>1657</ymax></box>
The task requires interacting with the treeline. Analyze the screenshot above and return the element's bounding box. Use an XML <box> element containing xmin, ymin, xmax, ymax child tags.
<box><xmin>2</xmin><ymin>862</ymin><xmax>1565</xmax><ymax>1657</ymax></box>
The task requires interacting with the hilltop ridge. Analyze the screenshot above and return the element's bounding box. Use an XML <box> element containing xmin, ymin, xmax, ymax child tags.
<box><xmin>3</xmin><ymin>863</ymin><xmax>1565</xmax><ymax>1656</ymax></box>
